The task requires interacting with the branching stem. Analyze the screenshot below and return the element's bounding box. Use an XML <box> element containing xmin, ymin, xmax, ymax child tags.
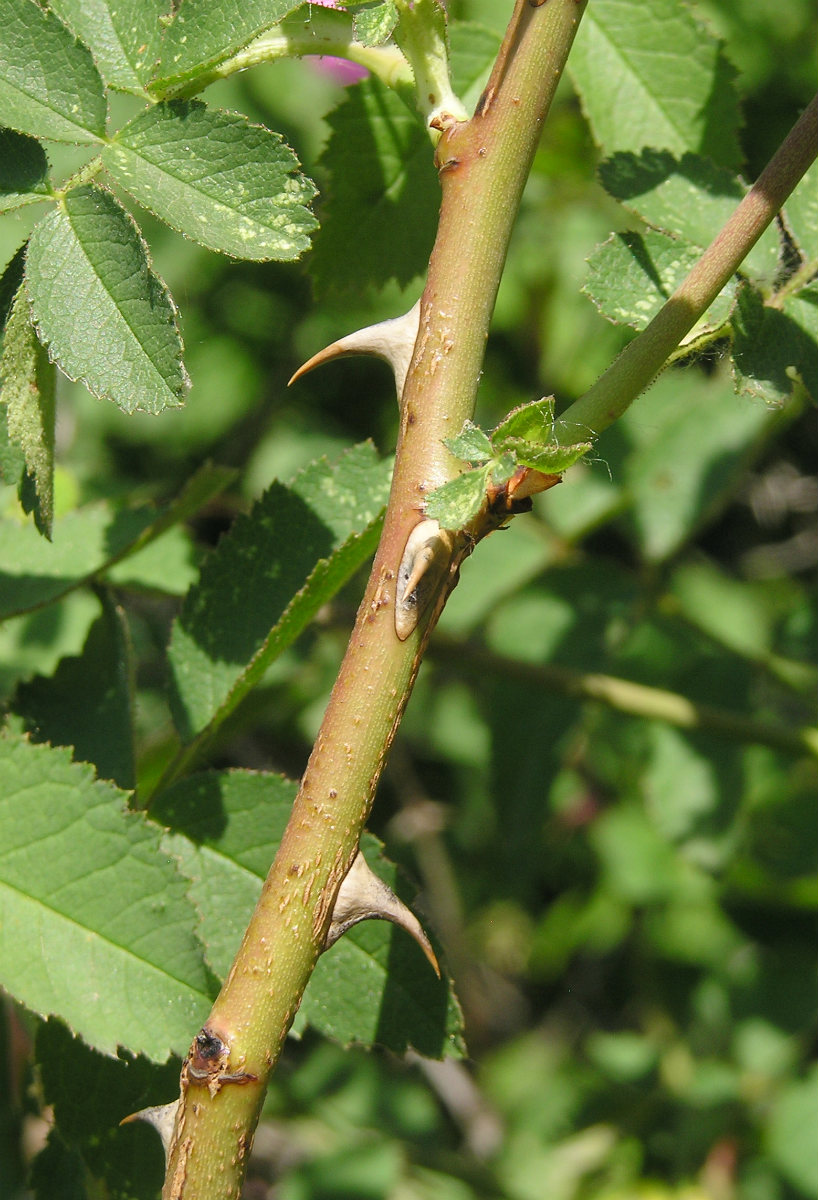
<box><xmin>161</xmin><ymin>3</ymin><xmax>587</xmax><ymax>1196</ymax></box>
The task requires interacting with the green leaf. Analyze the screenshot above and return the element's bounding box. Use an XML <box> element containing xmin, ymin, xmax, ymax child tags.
<box><xmin>597</xmin><ymin>150</ymin><xmax>781</xmax><ymax>280</ymax></box>
<box><xmin>151</xmin><ymin>0</ymin><xmax>298</xmax><ymax>93</ymax></box>
<box><xmin>0</xmin><ymin>242</ymin><xmax>26</xmax><ymax>333</ymax></box>
<box><xmin>489</xmin><ymin>451</ymin><xmax>517</xmax><ymax>485</ymax></box>
<box><xmin>492</xmin><ymin>397</ymin><xmax>556</xmax><ymax>447</ymax></box>
<box><xmin>0</xmin><ymin>733</ymin><xmax>213</xmax><ymax>1060</ymax></box>
<box><xmin>732</xmin><ymin>284</ymin><xmax>818</xmax><ymax>406</ymax></box>
<box><xmin>13</xmin><ymin>599</ymin><xmax>136</xmax><ymax>788</ymax></box>
<box><xmin>0</xmin><ymin>128</ymin><xmax>50</xmax><ymax>213</ymax></box>
<box><xmin>569</xmin><ymin>0</ymin><xmax>741</xmax><ymax>168</ymax></box>
<box><xmin>153</xmin><ymin>770</ymin><xmax>465</xmax><ymax>1058</ymax></box>
<box><xmin>444</xmin><ymin>419</ymin><xmax>493</xmax><ymax>463</ymax></box>
<box><xmin>34</xmin><ymin>1019</ymin><xmax>179</xmax><ymax>1200</ymax></box>
<box><xmin>102</xmin><ymin>101</ymin><xmax>317</xmax><ymax>261</ymax></box>
<box><xmin>0</xmin><ymin>0</ymin><xmax>106</xmax><ymax>143</ymax></box>
<box><xmin>424</xmin><ymin>467</ymin><xmax>489</xmax><ymax>529</ymax></box>
<box><xmin>500</xmin><ymin>436</ymin><xmax>593</xmax><ymax>475</ymax></box>
<box><xmin>0</xmin><ymin>286</ymin><xmax>56</xmax><ymax>536</ymax></box>
<box><xmin>49</xmin><ymin>0</ymin><xmax>168</xmax><ymax>92</ymax></box>
<box><xmin>620</xmin><ymin>369</ymin><xmax>775</xmax><ymax>560</ymax></box>
<box><xmin>448</xmin><ymin>22</ymin><xmax>501</xmax><ymax>113</ymax></box>
<box><xmin>25</xmin><ymin>185</ymin><xmax>188</xmax><ymax>414</ymax></box>
<box><xmin>348</xmin><ymin>0</ymin><xmax>398</xmax><ymax>46</ymax></box>
<box><xmin>584</xmin><ymin>230</ymin><xmax>737</xmax><ymax>333</ymax></box>
<box><xmin>765</xmin><ymin>1068</ymin><xmax>818</xmax><ymax>1197</ymax></box>
<box><xmin>167</xmin><ymin>443</ymin><xmax>393</xmax><ymax>744</ymax></box>
<box><xmin>0</xmin><ymin>465</ymin><xmax>231</xmax><ymax>618</ymax></box>
<box><xmin>310</xmin><ymin>77</ymin><xmax>440</xmax><ymax>294</ymax></box>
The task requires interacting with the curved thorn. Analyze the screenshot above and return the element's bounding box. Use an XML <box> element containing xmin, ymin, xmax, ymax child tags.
<box><xmin>326</xmin><ymin>849</ymin><xmax>440</xmax><ymax>976</ymax></box>
<box><xmin>121</xmin><ymin>1100</ymin><xmax>180</xmax><ymax>1161</ymax></box>
<box><xmin>288</xmin><ymin>301</ymin><xmax>421</xmax><ymax>403</ymax></box>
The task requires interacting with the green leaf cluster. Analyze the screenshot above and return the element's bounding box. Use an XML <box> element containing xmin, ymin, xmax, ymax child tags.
<box><xmin>426</xmin><ymin>401</ymin><xmax>593</xmax><ymax>529</ymax></box>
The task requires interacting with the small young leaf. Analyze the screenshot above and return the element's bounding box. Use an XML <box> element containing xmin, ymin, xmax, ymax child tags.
<box><xmin>310</xmin><ymin>77</ymin><xmax>440</xmax><ymax>294</ymax></box>
<box><xmin>0</xmin><ymin>0</ymin><xmax>107</xmax><ymax>143</ymax></box>
<box><xmin>569</xmin><ymin>0</ymin><xmax>741</xmax><ymax>168</ymax></box>
<box><xmin>167</xmin><ymin>443</ymin><xmax>393</xmax><ymax>744</ymax></box>
<box><xmin>584</xmin><ymin>230</ymin><xmax>736</xmax><ymax>333</ymax></box>
<box><xmin>0</xmin><ymin>128</ymin><xmax>50</xmax><ymax>214</ymax></box>
<box><xmin>0</xmin><ymin>733</ymin><xmax>213</xmax><ymax>1060</ymax></box>
<box><xmin>732</xmin><ymin>284</ymin><xmax>818</xmax><ymax>407</ymax></box>
<box><xmin>49</xmin><ymin>0</ymin><xmax>168</xmax><ymax>92</ymax></box>
<box><xmin>153</xmin><ymin>770</ymin><xmax>465</xmax><ymax>1058</ymax></box>
<box><xmin>25</xmin><ymin>185</ymin><xmax>188</xmax><ymax>414</ymax></box>
<box><xmin>492</xmin><ymin>397</ymin><xmax>555</xmax><ymax>448</ymax></box>
<box><xmin>499</xmin><ymin>436</ymin><xmax>593</xmax><ymax>475</ymax></box>
<box><xmin>102</xmin><ymin>101</ymin><xmax>317</xmax><ymax>261</ymax></box>
<box><xmin>14</xmin><ymin>598</ymin><xmax>136</xmax><ymax>788</ymax></box>
<box><xmin>0</xmin><ymin>287</ymin><xmax>55</xmax><ymax>537</ymax></box>
<box><xmin>444</xmin><ymin>419</ymin><xmax>493</xmax><ymax>463</ymax></box>
<box><xmin>350</xmin><ymin>0</ymin><xmax>398</xmax><ymax>46</ymax></box>
<box><xmin>424</xmin><ymin>467</ymin><xmax>490</xmax><ymax>529</ymax></box>
<box><xmin>597</xmin><ymin>150</ymin><xmax>780</xmax><ymax>280</ymax></box>
<box><xmin>152</xmin><ymin>0</ymin><xmax>298</xmax><ymax>93</ymax></box>
<box><xmin>490</xmin><ymin>451</ymin><xmax>517</xmax><ymax>486</ymax></box>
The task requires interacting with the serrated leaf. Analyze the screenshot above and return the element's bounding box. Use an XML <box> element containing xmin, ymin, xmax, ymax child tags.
<box><xmin>14</xmin><ymin>599</ymin><xmax>135</xmax><ymax>787</ymax></box>
<box><xmin>424</xmin><ymin>467</ymin><xmax>489</xmax><ymax>529</ymax></box>
<box><xmin>310</xmin><ymin>77</ymin><xmax>439</xmax><ymax>294</ymax></box>
<box><xmin>167</xmin><ymin>443</ymin><xmax>393</xmax><ymax>744</ymax></box>
<box><xmin>598</xmin><ymin>149</ymin><xmax>780</xmax><ymax>280</ymax></box>
<box><xmin>0</xmin><ymin>733</ymin><xmax>213</xmax><ymax>1060</ymax></box>
<box><xmin>49</xmin><ymin>0</ymin><xmax>168</xmax><ymax>92</ymax></box>
<box><xmin>0</xmin><ymin>286</ymin><xmax>55</xmax><ymax>536</ymax></box>
<box><xmin>102</xmin><ymin>101</ymin><xmax>317</xmax><ymax>261</ymax></box>
<box><xmin>154</xmin><ymin>770</ymin><xmax>465</xmax><ymax>1057</ymax></box>
<box><xmin>569</xmin><ymin>0</ymin><xmax>741</xmax><ymax>168</ymax></box>
<box><xmin>0</xmin><ymin>128</ymin><xmax>50</xmax><ymax>213</ymax></box>
<box><xmin>492</xmin><ymin>397</ymin><xmax>555</xmax><ymax>447</ymax></box>
<box><xmin>152</xmin><ymin>0</ymin><xmax>298</xmax><ymax>93</ymax></box>
<box><xmin>25</xmin><ymin>185</ymin><xmax>188</xmax><ymax>414</ymax></box>
<box><xmin>490</xmin><ymin>451</ymin><xmax>516</xmax><ymax>485</ymax></box>
<box><xmin>500</xmin><ymin>436</ymin><xmax>593</xmax><ymax>475</ymax></box>
<box><xmin>0</xmin><ymin>0</ymin><xmax>107</xmax><ymax>143</ymax></box>
<box><xmin>585</xmin><ymin>230</ymin><xmax>737</xmax><ymax>333</ymax></box>
<box><xmin>0</xmin><ymin>465</ymin><xmax>232</xmax><ymax>618</ymax></box>
<box><xmin>444</xmin><ymin>420</ymin><xmax>493</xmax><ymax>463</ymax></box>
<box><xmin>349</xmin><ymin>0</ymin><xmax>398</xmax><ymax>46</ymax></box>
<box><xmin>732</xmin><ymin>284</ymin><xmax>818</xmax><ymax>407</ymax></box>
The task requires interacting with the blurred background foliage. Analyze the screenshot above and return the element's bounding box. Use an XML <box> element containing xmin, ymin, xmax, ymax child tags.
<box><xmin>1</xmin><ymin>0</ymin><xmax>816</xmax><ymax>1197</ymax></box>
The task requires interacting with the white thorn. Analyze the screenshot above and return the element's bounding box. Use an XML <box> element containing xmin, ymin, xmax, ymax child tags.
<box><xmin>288</xmin><ymin>301</ymin><xmax>421</xmax><ymax>403</ymax></box>
<box><xmin>120</xmin><ymin>1099</ymin><xmax>180</xmax><ymax>1162</ymax></box>
<box><xmin>326</xmin><ymin>849</ymin><xmax>440</xmax><ymax>976</ymax></box>
<box><xmin>394</xmin><ymin>518</ymin><xmax>455</xmax><ymax>641</ymax></box>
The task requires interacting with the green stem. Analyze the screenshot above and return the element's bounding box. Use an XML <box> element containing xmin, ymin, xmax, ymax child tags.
<box><xmin>433</xmin><ymin>637</ymin><xmax>818</xmax><ymax>761</ymax></box>
<box><xmin>558</xmin><ymin>92</ymin><xmax>818</xmax><ymax>440</ymax></box>
<box><xmin>160</xmin><ymin>4</ymin><xmax>587</xmax><ymax>1196</ymax></box>
<box><xmin>54</xmin><ymin>154</ymin><xmax>104</xmax><ymax>196</ymax></box>
<box><xmin>154</xmin><ymin>8</ymin><xmax>414</xmax><ymax>102</ymax></box>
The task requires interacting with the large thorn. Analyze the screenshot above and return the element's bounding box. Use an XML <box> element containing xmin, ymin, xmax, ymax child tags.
<box><xmin>288</xmin><ymin>301</ymin><xmax>421</xmax><ymax>403</ymax></box>
<box><xmin>121</xmin><ymin>1099</ymin><xmax>180</xmax><ymax>1162</ymax></box>
<box><xmin>326</xmin><ymin>850</ymin><xmax>440</xmax><ymax>976</ymax></box>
